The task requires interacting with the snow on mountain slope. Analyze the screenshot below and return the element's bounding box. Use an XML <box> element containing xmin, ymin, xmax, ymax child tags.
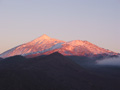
<box><xmin>26</xmin><ymin>40</ymin><xmax>118</xmax><ymax>58</ymax></box>
<box><xmin>42</xmin><ymin>40</ymin><xmax>116</xmax><ymax>56</ymax></box>
<box><xmin>0</xmin><ymin>34</ymin><xmax>118</xmax><ymax>58</ymax></box>
<box><xmin>66</xmin><ymin>40</ymin><xmax>115</xmax><ymax>55</ymax></box>
<box><xmin>0</xmin><ymin>34</ymin><xmax>65</xmax><ymax>58</ymax></box>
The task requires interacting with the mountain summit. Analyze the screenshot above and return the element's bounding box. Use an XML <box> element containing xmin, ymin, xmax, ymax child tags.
<box><xmin>0</xmin><ymin>34</ymin><xmax>118</xmax><ymax>58</ymax></box>
<box><xmin>34</xmin><ymin>34</ymin><xmax>51</xmax><ymax>41</ymax></box>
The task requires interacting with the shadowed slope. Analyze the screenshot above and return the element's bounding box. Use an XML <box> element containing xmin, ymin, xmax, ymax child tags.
<box><xmin>0</xmin><ymin>57</ymin><xmax>3</xmax><ymax>61</ymax></box>
<box><xmin>0</xmin><ymin>57</ymin><xmax>2</xmax><ymax>60</ymax></box>
<box><xmin>0</xmin><ymin>52</ymin><xmax>120</xmax><ymax>90</ymax></box>
<box><xmin>0</xmin><ymin>55</ymin><xmax>26</xmax><ymax>70</ymax></box>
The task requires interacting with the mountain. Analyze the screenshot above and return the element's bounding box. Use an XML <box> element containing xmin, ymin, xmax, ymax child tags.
<box><xmin>0</xmin><ymin>57</ymin><xmax>2</xmax><ymax>61</ymax></box>
<box><xmin>0</xmin><ymin>55</ymin><xmax>26</xmax><ymax>70</ymax></box>
<box><xmin>0</xmin><ymin>34</ymin><xmax>118</xmax><ymax>58</ymax></box>
<box><xmin>0</xmin><ymin>34</ymin><xmax>65</xmax><ymax>58</ymax></box>
<box><xmin>0</xmin><ymin>52</ymin><xmax>120</xmax><ymax>90</ymax></box>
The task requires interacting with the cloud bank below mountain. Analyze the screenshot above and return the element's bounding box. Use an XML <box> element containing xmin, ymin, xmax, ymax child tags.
<box><xmin>97</xmin><ymin>56</ymin><xmax>120</xmax><ymax>66</ymax></box>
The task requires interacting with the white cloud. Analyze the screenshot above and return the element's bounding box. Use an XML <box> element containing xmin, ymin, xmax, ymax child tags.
<box><xmin>97</xmin><ymin>56</ymin><xmax>120</xmax><ymax>66</ymax></box>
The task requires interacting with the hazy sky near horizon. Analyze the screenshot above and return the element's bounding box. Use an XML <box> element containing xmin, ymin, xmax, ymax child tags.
<box><xmin>0</xmin><ymin>0</ymin><xmax>120</xmax><ymax>53</ymax></box>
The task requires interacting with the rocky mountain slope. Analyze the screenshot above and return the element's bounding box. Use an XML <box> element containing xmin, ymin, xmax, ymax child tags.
<box><xmin>0</xmin><ymin>34</ymin><xmax>118</xmax><ymax>58</ymax></box>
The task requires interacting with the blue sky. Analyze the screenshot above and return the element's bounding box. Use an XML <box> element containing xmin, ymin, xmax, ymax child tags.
<box><xmin>0</xmin><ymin>0</ymin><xmax>120</xmax><ymax>53</ymax></box>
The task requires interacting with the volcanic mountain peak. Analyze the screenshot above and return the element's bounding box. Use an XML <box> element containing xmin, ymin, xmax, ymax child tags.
<box><xmin>32</xmin><ymin>34</ymin><xmax>51</xmax><ymax>42</ymax></box>
<box><xmin>39</xmin><ymin>34</ymin><xmax>50</xmax><ymax>39</ymax></box>
<box><xmin>0</xmin><ymin>34</ymin><xmax>118</xmax><ymax>58</ymax></box>
<box><xmin>0</xmin><ymin>35</ymin><xmax>65</xmax><ymax>58</ymax></box>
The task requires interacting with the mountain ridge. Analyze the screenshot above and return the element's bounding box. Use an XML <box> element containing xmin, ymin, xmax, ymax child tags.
<box><xmin>0</xmin><ymin>52</ymin><xmax>120</xmax><ymax>90</ymax></box>
<box><xmin>0</xmin><ymin>34</ymin><xmax>118</xmax><ymax>58</ymax></box>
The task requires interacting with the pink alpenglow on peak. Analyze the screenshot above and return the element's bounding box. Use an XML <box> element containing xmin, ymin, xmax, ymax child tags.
<box><xmin>31</xmin><ymin>34</ymin><xmax>51</xmax><ymax>43</ymax></box>
<box><xmin>37</xmin><ymin>34</ymin><xmax>51</xmax><ymax>39</ymax></box>
<box><xmin>0</xmin><ymin>34</ymin><xmax>118</xmax><ymax>58</ymax></box>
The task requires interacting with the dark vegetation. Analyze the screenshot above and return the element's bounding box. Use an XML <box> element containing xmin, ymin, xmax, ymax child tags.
<box><xmin>0</xmin><ymin>52</ymin><xmax>120</xmax><ymax>90</ymax></box>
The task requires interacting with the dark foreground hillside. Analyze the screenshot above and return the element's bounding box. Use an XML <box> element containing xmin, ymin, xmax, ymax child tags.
<box><xmin>0</xmin><ymin>52</ymin><xmax>120</xmax><ymax>90</ymax></box>
<box><xmin>0</xmin><ymin>57</ymin><xmax>2</xmax><ymax>60</ymax></box>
